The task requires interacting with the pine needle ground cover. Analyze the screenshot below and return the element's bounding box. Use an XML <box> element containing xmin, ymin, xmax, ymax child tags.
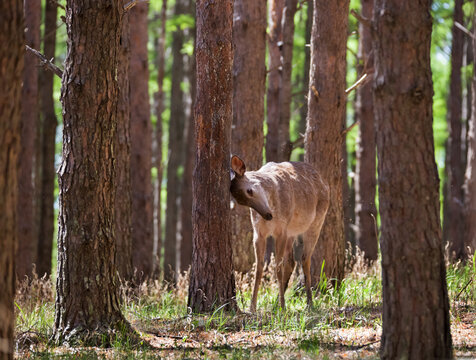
<box><xmin>14</xmin><ymin>253</ymin><xmax>475</xmax><ymax>359</ymax></box>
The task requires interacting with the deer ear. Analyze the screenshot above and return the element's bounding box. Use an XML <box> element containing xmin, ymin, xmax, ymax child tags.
<box><xmin>231</xmin><ymin>155</ymin><xmax>246</xmax><ymax>177</ymax></box>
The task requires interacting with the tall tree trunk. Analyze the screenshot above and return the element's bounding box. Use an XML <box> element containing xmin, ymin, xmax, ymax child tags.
<box><xmin>354</xmin><ymin>0</ymin><xmax>377</xmax><ymax>262</ymax></box>
<box><xmin>342</xmin><ymin>51</ymin><xmax>354</xmax><ymax>255</ymax></box>
<box><xmin>180</xmin><ymin>8</ymin><xmax>196</xmax><ymax>273</ymax></box>
<box><xmin>0</xmin><ymin>2</ymin><xmax>23</xmax><ymax>358</ymax></box>
<box><xmin>266</xmin><ymin>0</ymin><xmax>296</xmax><ymax>163</ymax></box>
<box><xmin>266</xmin><ymin>0</ymin><xmax>284</xmax><ymax>163</ymax></box>
<box><xmin>164</xmin><ymin>0</ymin><xmax>187</xmax><ymax>283</ymax></box>
<box><xmin>445</xmin><ymin>0</ymin><xmax>465</xmax><ymax>260</ymax></box>
<box><xmin>373</xmin><ymin>1</ymin><xmax>453</xmax><ymax>358</ymax></box>
<box><xmin>464</xmin><ymin>8</ymin><xmax>476</xmax><ymax>257</ymax></box>
<box><xmin>17</xmin><ymin>0</ymin><xmax>41</xmax><ymax>280</ymax></box>
<box><xmin>231</xmin><ymin>0</ymin><xmax>266</xmax><ymax>273</ymax></box>
<box><xmin>115</xmin><ymin>11</ymin><xmax>133</xmax><ymax>282</ymax></box>
<box><xmin>342</xmin><ymin>134</ymin><xmax>356</xmax><ymax>254</ymax></box>
<box><xmin>54</xmin><ymin>0</ymin><xmax>132</xmax><ymax>344</ymax></box>
<box><xmin>130</xmin><ymin>2</ymin><xmax>154</xmax><ymax>281</ymax></box>
<box><xmin>462</xmin><ymin>27</ymin><xmax>473</xmax><ymax>173</ymax></box>
<box><xmin>180</xmin><ymin>88</ymin><xmax>195</xmax><ymax>274</ymax></box>
<box><xmin>304</xmin><ymin>0</ymin><xmax>348</xmax><ymax>286</ymax></box>
<box><xmin>280</xmin><ymin>0</ymin><xmax>298</xmax><ymax>161</ymax></box>
<box><xmin>37</xmin><ymin>0</ymin><xmax>58</xmax><ymax>278</ymax></box>
<box><xmin>298</xmin><ymin>0</ymin><xmax>313</xmax><ymax>148</ymax></box>
<box><xmin>153</xmin><ymin>0</ymin><xmax>167</xmax><ymax>277</ymax></box>
<box><xmin>188</xmin><ymin>0</ymin><xmax>237</xmax><ymax>313</ymax></box>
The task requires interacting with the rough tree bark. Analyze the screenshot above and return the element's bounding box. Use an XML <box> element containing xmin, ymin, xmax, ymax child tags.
<box><xmin>0</xmin><ymin>2</ymin><xmax>23</xmax><ymax>358</ymax></box>
<box><xmin>304</xmin><ymin>0</ymin><xmax>349</xmax><ymax>286</ymax></box>
<box><xmin>130</xmin><ymin>2</ymin><xmax>154</xmax><ymax>281</ymax></box>
<box><xmin>464</xmin><ymin>8</ymin><xmax>476</xmax><ymax>256</ymax></box>
<box><xmin>164</xmin><ymin>0</ymin><xmax>187</xmax><ymax>283</ymax></box>
<box><xmin>153</xmin><ymin>0</ymin><xmax>167</xmax><ymax>276</ymax></box>
<box><xmin>373</xmin><ymin>0</ymin><xmax>453</xmax><ymax>358</ymax></box>
<box><xmin>180</xmin><ymin>73</ymin><xmax>195</xmax><ymax>274</ymax></box>
<box><xmin>54</xmin><ymin>0</ymin><xmax>133</xmax><ymax>344</ymax></box>
<box><xmin>180</xmin><ymin>3</ymin><xmax>196</xmax><ymax>273</ymax></box>
<box><xmin>298</xmin><ymin>0</ymin><xmax>313</xmax><ymax>146</ymax></box>
<box><xmin>279</xmin><ymin>0</ymin><xmax>298</xmax><ymax>161</ymax></box>
<box><xmin>115</xmin><ymin>10</ymin><xmax>133</xmax><ymax>282</ymax></box>
<box><xmin>231</xmin><ymin>0</ymin><xmax>266</xmax><ymax>273</ymax></box>
<box><xmin>17</xmin><ymin>0</ymin><xmax>41</xmax><ymax>280</ymax></box>
<box><xmin>445</xmin><ymin>0</ymin><xmax>465</xmax><ymax>260</ymax></box>
<box><xmin>266</xmin><ymin>0</ymin><xmax>297</xmax><ymax>163</ymax></box>
<box><xmin>188</xmin><ymin>0</ymin><xmax>237</xmax><ymax>313</ymax></box>
<box><xmin>37</xmin><ymin>0</ymin><xmax>58</xmax><ymax>277</ymax></box>
<box><xmin>354</xmin><ymin>0</ymin><xmax>377</xmax><ymax>262</ymax></box>
<box><xmin>342</xmin><ymin>133</ymin><xmax>356</xmax><ymax>253</ymax></box>
<box><xmin>266</xmin><ymin>0</ymin><xmax>284</xmax><ymax>163</ymax></box>
<box><xmin>462</xmin><ymin>25</ymin><xmax>473</xmax><ymax>173</ymax></box>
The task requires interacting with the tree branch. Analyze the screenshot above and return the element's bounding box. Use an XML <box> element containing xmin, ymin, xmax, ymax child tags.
<box><xmin>311</xmin><ymin>85</ymin><xmax>319</xmax><ymax>100</ymax></box>
<box><xmin>283</xmin><ymin>134</ymin><xmax>305</xmax><ymax>161</ymax></box>
<box><xmin>26</xmin><ymin>45</ymin><xmax>63</xmax><ymax>78</ymax></box>
<box><xmin>342</xmin><ymin>120</ymin><xmax>360</xmax><ymax>136</ymax></box>
<box><xmin>296</xmin><ymin>0</ymin><xmax>309</xmax><ymax>12</ymax></box>
<box><xmin>455</xmin><ymin>22</ymin><xmax>476</xmax><ymax>40</ymax></box>
<box><xmin>48</xmin><ymin>0</ymin><xmax>65</xmax><ymax>10</ymax></box>
<box><xmin>346</xmin><ymin>45</ymin><xmax>358</xmax><ymax>60</ymax></box>
<box><xmin>345</xmin><ymin>72</ymin><xmax>371</xmax><ymax>95</ymax></box>
<box><xmin>291</xmin><ymin>134</ymin><xmax>305</xmax><ymax>149</ymax></box>
<box><xmin>351</xmin><ymin>9</ymin><xmax>370</xmax><ymax>28</ymax></box>
<box><xmin>124</xmin><ymin>0</ymin><xmax>149</xmax><ymax>11</ymax></box>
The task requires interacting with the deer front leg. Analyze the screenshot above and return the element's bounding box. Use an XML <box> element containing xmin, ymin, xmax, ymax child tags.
<box><xmin>250</xmin><ymin>232</ymin><xmax>266</xmax><ymax>313</ymax></box>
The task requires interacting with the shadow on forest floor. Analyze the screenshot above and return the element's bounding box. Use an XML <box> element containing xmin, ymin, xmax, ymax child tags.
<box><xmin>14</xmin><ymin>256</ymin><xmax>476</xmax><ymax>359</ymax></box>
<box><xmin>16</xmin><ymin>305</ymin><xmax>474</xmax><ymax>359</ymax></box>
<box><xmin>130</xmin><ymin>305</ymin><xmax>474</xmax><ymax>360</ymax></box>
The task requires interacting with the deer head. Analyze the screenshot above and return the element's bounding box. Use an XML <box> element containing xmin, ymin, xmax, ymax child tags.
<box><xmin>230</xmin><ymin>155</ymin><xmax>273</xmax><ymax>221</ymax></box>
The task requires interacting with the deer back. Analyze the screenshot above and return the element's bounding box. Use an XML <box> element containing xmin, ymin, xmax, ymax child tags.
<box><xmin>247</xmin><ymin>161</ymin><xmax>328</xmax><ymax>236</ymax></box>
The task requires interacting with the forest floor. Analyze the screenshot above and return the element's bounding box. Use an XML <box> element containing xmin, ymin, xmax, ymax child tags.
<box><xmin>14</xmin><ymin>254</ymin><xmax>475</xmax><ymax>359</ymax></box>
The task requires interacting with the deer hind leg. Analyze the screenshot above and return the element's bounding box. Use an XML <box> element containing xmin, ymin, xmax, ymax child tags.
<box><xmin>250</xmin><ymin>231</ymin><xmax>266</xmax><ymax>313</ymax></box>
<box><xmin>302</xmin><ymin>255</ymin><xmax>313</xmax><ymax>308</ymax></box>
<box><xmin>274</xmin><ymin>230</ymin><xmax>289</xmax><ymax>310</ymax></box>
<box><xmin>282</xmin><ymin>237</ymin><xmax>296</xmax><ymax>295</ymax></box>
<box><xmin>302</xmin><ymin>215</ymin><xmax>327</xmax><ymax>309</ymax></box>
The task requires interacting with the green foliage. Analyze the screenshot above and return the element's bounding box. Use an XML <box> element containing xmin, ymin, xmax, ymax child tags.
<box><xmin>431</xmin><ymin>0</ymin><xmax>452</xmax><ymax>194</ymax></box>
<box><xmin>167</xmin><ymin>13</ymin><xmax>195</xmax><ymax>32</ymax></box>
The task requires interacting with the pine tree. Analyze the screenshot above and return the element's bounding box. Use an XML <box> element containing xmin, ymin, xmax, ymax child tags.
<box><xmin>373</xmin><ymin>0</ymin><xmax>452</xmax><ymax>357</ymax></box>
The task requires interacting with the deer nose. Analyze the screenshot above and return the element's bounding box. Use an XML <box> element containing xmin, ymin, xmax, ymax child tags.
<box><xmin>264</xmin><ymin>213</ymin><xmax>273</xmax><ymax>221</ymax></box>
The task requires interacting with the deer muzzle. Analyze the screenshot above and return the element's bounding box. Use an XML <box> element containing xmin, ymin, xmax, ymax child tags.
<box><xmin>251</xmin><ymin>203</ymin><xmax>273</xmax><ymax>221</ymax></box>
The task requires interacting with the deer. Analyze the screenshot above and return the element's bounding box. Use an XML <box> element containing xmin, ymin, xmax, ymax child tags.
<box><xmin>230</xmin><ymin>155</ymin><xmax>330</xmax><ymax>312</ymax></box>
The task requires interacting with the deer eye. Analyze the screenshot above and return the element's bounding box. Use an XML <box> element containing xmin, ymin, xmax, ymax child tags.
<box><xmin>247</xmin><ymin>189</ymin><xmax>253</xmax><ymax>196</ymax></box>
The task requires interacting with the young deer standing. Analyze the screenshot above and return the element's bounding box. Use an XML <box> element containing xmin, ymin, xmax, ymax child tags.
<box><xmin>230</xmin><ymin>155</ymin><xmax>329</xmax><ymax>312</ymax></box>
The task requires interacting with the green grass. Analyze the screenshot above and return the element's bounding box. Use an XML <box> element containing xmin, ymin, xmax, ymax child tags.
<box><xmin>14</xmin><ymin>253</ymin><xmax>475</xmax><ymax>359</ymax></box>
<box><xmin>447</xmin><ymin>252</ymin><xmax>476</xmax><ymax>306</ymax></box>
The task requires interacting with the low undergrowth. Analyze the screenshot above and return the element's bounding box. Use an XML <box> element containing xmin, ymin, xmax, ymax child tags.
<box><xmin>14</xmin><ymin>251</ymin><xmax>475</xmax><ymax>359</ymax></box>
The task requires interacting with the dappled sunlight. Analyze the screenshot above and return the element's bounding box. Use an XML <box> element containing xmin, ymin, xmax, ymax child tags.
<box><xmin>14</xmin><ymin>255</ymin><xmax>475</xmax><ymax>359</ymax></box>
